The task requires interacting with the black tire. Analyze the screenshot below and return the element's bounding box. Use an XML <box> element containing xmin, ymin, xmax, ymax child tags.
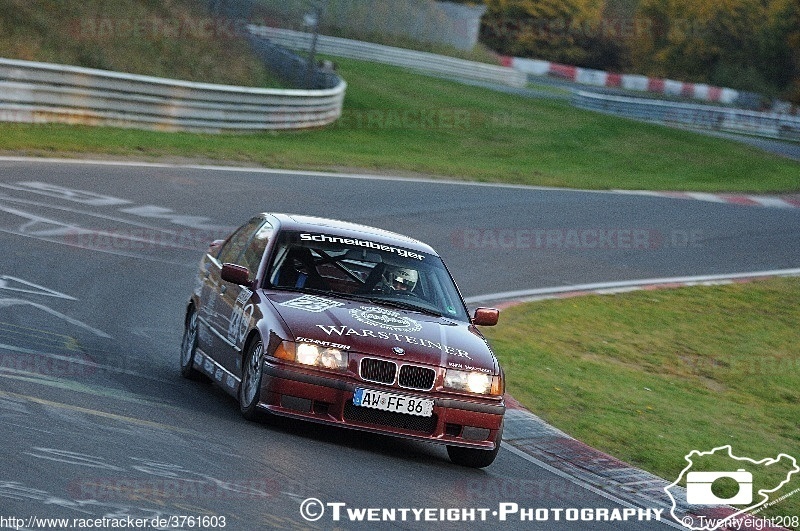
<box><xmin>446</xmin><ymin>423</ymin><xmax>503</xmax><ymax>468</ymax></box>
<box><xmin>239</xmin><ymin>338</ymin><xmax>265</xmax><ymax>421</ymax></box>
<box><xmin>179</xmin><ymin>307</ymin><xmax>203</xmax><ymax>380</ymax></box>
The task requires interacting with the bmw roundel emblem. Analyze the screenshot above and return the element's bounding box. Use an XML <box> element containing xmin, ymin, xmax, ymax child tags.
<box><xmin>392</xmin><ymin>347</ymin><xmax>405</xmax><ymax>355</ymax></box>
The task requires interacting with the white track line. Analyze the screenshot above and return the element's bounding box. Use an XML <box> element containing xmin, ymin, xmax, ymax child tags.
<box><xmin>465</xmin><ymin>268</ymin><xmax>800</xmax><ymax>304</ymax></box>
<box><xmin>0</xmin><ymin>156</ymin><xmax>585</xmax><ymax>192</ymax></box>
<box><xmin>2</xmin><ymin>156</ymin><xmax>798</xmax><ymax>208</ymax></box>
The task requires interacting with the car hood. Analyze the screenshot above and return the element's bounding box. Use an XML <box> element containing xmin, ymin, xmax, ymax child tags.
<box><xmin>265</xmin><ymin>292</ymin><xmax>498</xmax><ymax>374</ymax></box>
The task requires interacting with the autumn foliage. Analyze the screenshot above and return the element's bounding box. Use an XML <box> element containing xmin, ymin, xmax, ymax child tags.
<box><xmin>456</xmin><ymin>0</ymin><xmax>800</xmax><ymax>102</ymax></box>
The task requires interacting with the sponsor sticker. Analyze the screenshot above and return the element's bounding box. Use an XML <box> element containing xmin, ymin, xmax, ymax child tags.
<box><xmin>236</xmin><ymin>288</ymin><xmax>253</xmax><ymax>305</ymax></box>
<box><xmin>315</xmin><ymin>324</ymin><xmax>473</xmax><ymax>360</ymax></box>
<box><xmin>350</xmin><ymin>306</ymin><xmax>422</xmax><ymax>332</ymax></box>
<box><xmin>296</xmin><ymin>336</ymin><xmax>351</xmax><ymax>351</ymax></box>
<box><xmin>447</xmin><ymin>361</ymin><xmax>493</xmax><ymax>373</ymax></box>
<box><xmin>299</xmin><ymin>233</ymin><xmax>425</xmax><ymax>261</ymax></box>
<box><xmin>280</xmin><ymin>295</ymin><xmax>345</xmax><ymax>313</ymax></box>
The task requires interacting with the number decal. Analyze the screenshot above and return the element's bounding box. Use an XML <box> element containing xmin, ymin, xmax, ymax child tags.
<box><xmin>227</xmin><ymin>290</ymin><xmax>254</xmax><ymax>346</ymax></box>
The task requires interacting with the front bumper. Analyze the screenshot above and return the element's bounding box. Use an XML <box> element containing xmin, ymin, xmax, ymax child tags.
<box><xmin>258</xmin><ymin>362</ymin><xmax>505</xmax><ymax>450</ymax></box>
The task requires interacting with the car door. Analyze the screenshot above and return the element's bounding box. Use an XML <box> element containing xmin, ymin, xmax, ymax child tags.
<box><xmin>202</xmin><ymin>217</ymin><xmax>266</xmax><ymax>372</ymax></box>
<box><xmin>216</xmin><ymin>221</ymin><xmax>274</xmax><ymax>375</ymax></box>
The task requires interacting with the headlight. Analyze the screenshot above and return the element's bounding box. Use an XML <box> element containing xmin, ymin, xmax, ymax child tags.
<box><xmin>296</xmin><ymin>343</ymin><xmax>320</xmax><ymax>365</ymax></box>
<box><xmin>274</xmin><ymin>341</ymin><xmax>348</xmax><ymax>371</ymax></box>
<box><xmin>444</xmin><ymin>369</ymin><xmax>503</xmax><ymax>396</ymax></box>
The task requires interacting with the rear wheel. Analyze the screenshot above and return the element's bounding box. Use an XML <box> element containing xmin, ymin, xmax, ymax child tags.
<box><xmin>179</xmin><ymin>307</ymin><xmax>203</xmax><ymax>380</ymax></box>
<box><xmin>239</xmin><ymin>338</ymin><xmax>265</xmax><ymax>421</ymax></box>
<box><xmin>446</xmin><ymin>423</ymin><xmax>503</xmax><ymax>468</ymax></box>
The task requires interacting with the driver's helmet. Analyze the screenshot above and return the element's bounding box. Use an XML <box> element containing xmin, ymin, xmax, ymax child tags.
<box><xmin>384</xmin><ymin>266</ymin><xmax>418</xmax><ymax>291</ymax></box>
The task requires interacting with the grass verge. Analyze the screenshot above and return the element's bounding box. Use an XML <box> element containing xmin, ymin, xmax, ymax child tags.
<box><xmin>481</xmin><ymin>277</ymin><xmax>800</xmax><ymax>522</ymax></box>
<box><xmin>0</xmin><ymin>0</ymin><xmax>283</xmax><ymax>87</ymax></box>
<box><xmin>0</xmin><ymin>57</ymin><xmax>798</xmax><ymax>192</ymax></box>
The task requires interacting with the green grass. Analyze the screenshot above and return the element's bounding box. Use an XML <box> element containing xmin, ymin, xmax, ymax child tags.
<box><xmin>482</xmin><ymin>277</ymin><xmax>800</xmax><ymax>522</ymax></box>
<box><xmin>2</xmin><ymin>57</ymin><xmax>799</xmax><ymax>192</ymax></box>
<box><xmin>0</xmin><ymin>0</ymin><xmax>283</xmax><ymax>87</ymax></box>
<box><xmin>317</xmin><ymin>27</ymin><xmax>503</xmax><ymax>65</ymax></box>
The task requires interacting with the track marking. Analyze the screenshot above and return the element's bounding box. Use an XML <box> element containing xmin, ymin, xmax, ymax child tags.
<box><xmin>0</xmin><ymin>299</ymin><xmax>111</xmax><ymax>338</ymax></box>
<box><xmin>0</xmin><ymin>156</ymin><xmax>569</xmax><ymax>191</ymax></box>
<box><xmin>0</xmin><ymin>181</ymin><xmax>131</xmax><ymax>206</ymax></box>
<box><xmin>0</xmin><ymin>204</ymin><xmax>195</xmax><ymax>247</ymax></box>
<box><xmin>0</xmin><ymin>192</ymin><xmax>199</xmax><ymax>235</ymax></box>
<box><xmin>0</xmin><ymin>228</ymin><xmax>195</xmax><ymax>266</ymax></box>
<box><xmin>0</xmin><ymin>187</ymin><xmax>228</xmax><ymax>263</ymax></box>
<box><xmin>0</xmin><ymin>390</ymin><xmax>196</xmax><ymax>435</ymax></box>
<box><xmin>0</xmin><ymin>275</ymin><xmax>76</xmax><ymax>300</ymax></box>
<box><xmin>0</xmin><ymin>369</ymin><xmax>186</xmax><ymax>412</ymax></box>
<box><xmin>0</xmin><ymin>320</ymin><xmax>81</xmax><ymax>344</ymax></box>
<box><xmin>465</xmin><ymin>268</ymin><xmax>800</xmax><ymax>305</ymax></box>
<box><xmin>1</xmin><ymin>182</ymin><xmax>227</xmax><ymax>230</ymax></box>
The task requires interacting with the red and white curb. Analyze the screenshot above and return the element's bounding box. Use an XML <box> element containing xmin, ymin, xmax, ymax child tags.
<box><xmin>502</xmin><ymin>56</ymin><xmax>741</xmax><ymax>105</ymax></box>
<box><xmin>465</xmin><ymin>268</ymin><xmax>800</xmax><ymax>308</ymax></box>
<box><xmin>502</xmin><ymin>400</ymin><xmax>790</xmax><ymax>530</ymax></box>
<box><xmin>615</xmin><ymin>190</ymin><xmax>800</xmax><ymax>209</ymax></box>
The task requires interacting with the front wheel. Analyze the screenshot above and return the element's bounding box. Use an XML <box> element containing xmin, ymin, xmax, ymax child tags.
<box><xmin>446</xmin><ymin>423</ymin><xmax>503</xmax><ymax>468</ymax></box>
<box><xmin>179</xmin><ymin>307</ymin><xmax>203</xmax><ymax>380</ymax></box>
<box><xmin>239</xmin><ymin>338</ymin><xmax>265</xmax><ymax>421</ymax></box>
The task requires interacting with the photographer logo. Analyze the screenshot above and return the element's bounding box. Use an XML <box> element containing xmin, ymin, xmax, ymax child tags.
<box><xmin>665</xmin><ymin>445</ymin><xmax>798</xmax><ymax>531</ymax></box>
<box><xmin>685</xmin><ymin>469</ymin><xmax>752</xmax><ymax>505</ymax></box>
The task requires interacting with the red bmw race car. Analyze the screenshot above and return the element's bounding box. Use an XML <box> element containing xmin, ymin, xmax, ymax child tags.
<box><xmin>180</xmin><ymin>213</ymin><xmax>504</xmax><ymax>467</ymax></box>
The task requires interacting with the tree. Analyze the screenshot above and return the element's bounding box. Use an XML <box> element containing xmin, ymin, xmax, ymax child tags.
<box><xmin>479</xmin><ymin>0</ymin><xmax>605</xmax><ymax>65</ymax></box>
<box><xmin>630</xmin><ymin>0</ymin><xmax>799</xmax><ymax>100</ymax></box>
<box><xmin>445</xmin><ymin>0</ymin><xmax>800</xmax><ymax>100</ymax></box>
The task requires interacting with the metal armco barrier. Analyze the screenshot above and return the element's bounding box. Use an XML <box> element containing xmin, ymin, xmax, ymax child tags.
<box><xmin>248</xmin><ymin>25</ymin><xmax>526</xmax><ymax>88</ymax></box>
<box><xmin>0</xmin><ymin>57</ymin><xmax>346</xmax><ymax>132</ymax></box>
<box><xmin>573</xmin><ymin>91</ymin><xmax>800</xmax><ymax>142</ymax></box>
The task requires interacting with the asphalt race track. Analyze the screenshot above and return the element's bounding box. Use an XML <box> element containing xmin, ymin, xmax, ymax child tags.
<box><xmin>0</xmin><ymin>158</ymin><xmax>798</xmax><ymax>530</ymax></box>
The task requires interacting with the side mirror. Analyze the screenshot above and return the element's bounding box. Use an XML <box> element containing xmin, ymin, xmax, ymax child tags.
<box><xmin>221</xmin><ymin>263</ymin><xmax>251</xmax><ymax>287</ymax></box>
<box><xmin>472</xmin><ymin>307</ymin><xmax>499</xmax><ymax>327</ymax></box>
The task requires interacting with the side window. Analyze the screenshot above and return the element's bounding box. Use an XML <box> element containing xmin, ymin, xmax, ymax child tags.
<box><xmin>217</xmin><ymin>218</ymin><xmax>265</xmax><ymax>265</ymax></box>
<box><xmin>240</xmin><ymin>222</ymin><xmax>274</xmax><ymax>276</ymax></box>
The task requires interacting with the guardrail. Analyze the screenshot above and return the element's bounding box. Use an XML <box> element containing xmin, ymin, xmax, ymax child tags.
<box><xmin>573</xmin><ymin>91</ymin><xmax>800</xmax><ymax>142</ymax></box>
<box><xmin>248</xmin><ymin>25</ymin><xmax>526</xmax><ymax>88</ymax></box>
<box><xmin>0</xmin><ymin>57</ymin><xmax>346</xmax><ymax>133</ymax></box>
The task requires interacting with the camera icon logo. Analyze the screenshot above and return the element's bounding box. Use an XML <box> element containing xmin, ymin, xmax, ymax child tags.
<box><xmin>685</xmin><ymin>469</ymin><xmax>753</xmax><ymax>505</ymax></box>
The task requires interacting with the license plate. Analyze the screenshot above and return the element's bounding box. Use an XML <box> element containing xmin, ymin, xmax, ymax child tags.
<box><xmin>353</xmin><ymin>388</ymin><xmax>434</xmax><ymax>417</ymax></box>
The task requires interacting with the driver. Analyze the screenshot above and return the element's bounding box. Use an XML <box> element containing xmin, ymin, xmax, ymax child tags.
<box><xmin>382</xmin><ymin>266</ymin><xmax>418</xmax><ymax>292</ymax></box>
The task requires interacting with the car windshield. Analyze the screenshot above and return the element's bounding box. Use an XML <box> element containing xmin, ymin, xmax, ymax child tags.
<box><xmin>267</xmin><ymin>230</ymin><xmax>469</xmax><ymax>322</ymax></box>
